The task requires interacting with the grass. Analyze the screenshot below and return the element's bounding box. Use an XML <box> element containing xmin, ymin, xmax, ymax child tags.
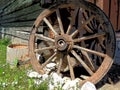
<box><xmin>0</xmin><ymin>38</ymin><xmax>48</xmax><ymax>90</ymax></box>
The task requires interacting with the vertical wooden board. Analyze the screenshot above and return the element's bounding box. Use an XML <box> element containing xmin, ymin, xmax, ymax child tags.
<box><xmin>96</xmin><ymin>0</ymin><xmax>104</xmax><ymax>10</ymax></box>
<box><xmin>103</xmin><ymin>0</ymin><xmax>109</xmax><ymax>17</ymax></box>
<box><xmin>110</xmin><ymin>0</ymin><xmax>118</xmax><ymax>31</ymax></box>
<box><xmin>118</xmin><ymin>0</ymin><xmax>120</xmax><ymax>31</ymax></box>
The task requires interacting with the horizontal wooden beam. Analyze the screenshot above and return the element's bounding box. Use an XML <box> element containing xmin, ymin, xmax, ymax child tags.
<box><xmin>0</xmin><ymin>0</ymin><xmax>15</xmax><ymax>10</ymax></box>
<box><xmin>0</xmin><ymin>4</ymin><xmax>43</xmax><ymax>24</ymax></box>
<box><xmin>1</xmin><ymin>21</ymin><xmax>34</xmax><ymax>27</ymax></box>
<box><xmin>0</xmin><ymin>10</ymin><xmax>41</xmax><ymax>24</ymax></box>
<box><xmin>0</xmin><ymin>0</ymin><xmax>40</xmax><ymax>16</ymax></box>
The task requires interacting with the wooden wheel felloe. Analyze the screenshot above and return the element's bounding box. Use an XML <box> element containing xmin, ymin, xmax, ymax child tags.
<box><xmin>29</xmin><ymin>0</ymin><xmax>116</xmax><ymax>85</ymax></box>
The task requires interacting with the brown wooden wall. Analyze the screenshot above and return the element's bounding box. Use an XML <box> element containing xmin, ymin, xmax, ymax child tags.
<box><xmin>89</xmin><ymin>0</ymin><xmax>120</xmax><ymax>31</ymax></box>
<box><xmin>0</xmin><ymin>0</ymin><xmax>120</xmax><ymax>31</ymax></box>
<box><xmin>0</xmin><ymin>0</ymin><xmax>43</xmax><ymax>27</ymax></box>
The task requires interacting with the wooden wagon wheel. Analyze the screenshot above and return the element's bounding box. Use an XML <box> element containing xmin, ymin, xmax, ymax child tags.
<box><xmin>29</xmin><ymin>0</ymin><xmax>116</xmax><ymax>85</ymax></box>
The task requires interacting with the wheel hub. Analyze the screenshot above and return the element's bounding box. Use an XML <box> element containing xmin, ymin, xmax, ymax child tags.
<box><xmin>55</xmin><ymin>34</ymin><xmax>73</xmax><ymax>51</ymax></box>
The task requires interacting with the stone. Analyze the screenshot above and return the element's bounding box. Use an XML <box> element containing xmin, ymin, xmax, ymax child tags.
<box><xmin>63</xmin><ymin>77</ymin><xmax>71</xmax><ymax>84</ymax></box>
<box><xmin>81</xmin><ymin>81</ymin><xmax>96</xmax><ymax>90</ymax></box>
<box><xmin>42</xmin><ymin>74</ymin><xmax>48</xmax><ymax>80</ymax></box>
<box><xmin>50</xmin><ymin>72</ymin><xmax>63</xmax><ymax>87</ymax></box>
<box><xmin>63</xmin><ymin>79</ymin><xmax>80</xmax><ymax>90</ymax></box>
<box><xmin>46</xmin><ymin>63</ymin><xmax>56</xmax><ymax>70</ymax></box>
<box><xmin>27</xmin><ymin>71</ymin><xmax>42</xmax><ymax>78</ymax></box>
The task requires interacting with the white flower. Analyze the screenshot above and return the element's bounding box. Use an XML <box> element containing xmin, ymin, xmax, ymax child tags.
<box><xmin>2</xmin><ymin>82</ymin><xmax>6</xmax><ymax>87</ymax></box>
<box><xmin>11</xmin><ymin>81</ymin><xmax>18</xmax><ymax>86</ymax></box>
<box><xmin>2</xmin><ymin>64</ymin><xmax>6</xmax><ymax>67</ymax></box>
<box><xmin>34</xmin><ymin>79</ymin><xmax>42</xmax><ymax>85</ymax></box>
<box><xmin>2</xmin><ymin>72</ymin><xmax>5</xmax><ymax>74</ymax></box>
<box><xmin>14</xmin><ymin>81</ymin><xmax>18</xmax><ymax>85</ymax></box>
<box><xmin>49</xmin><ymin>83</ymin><xmax>55</xmax><ymax>90</ymax></box>
<box><xmin>20</xmin><ymin>76</ymin><xmax>23</xmax><ymax>79</ymax></box>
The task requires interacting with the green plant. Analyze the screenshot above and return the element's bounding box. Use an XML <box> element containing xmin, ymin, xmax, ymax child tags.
<box><xmin>0</xmin><ymin>38</ymin><xmax>11</xmax><ymax>46</ymax></box>
<box><xmin>0</xmin><ymin>38</ymin><xmax>49</xmax><ymax>90</ymax></box>
<box><xmin>36</xmin><ymin>80</ymin><xmax>48</xmax><ymax>90</ymax></box>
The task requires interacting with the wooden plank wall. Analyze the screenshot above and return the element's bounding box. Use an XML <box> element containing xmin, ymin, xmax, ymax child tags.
<box><xmin>0</xmin><ymin>0</ymin><xmax>43</xmax><ymax>44</ymax></box>
<box><xmin>0</xmin><ymin>0</ymin><xmax>119</xmax><ymax>44</ymax></box>
<box><xmin>0</xmin><ymin>0</ymin><xmax>120</xmax><ymax>31</ymax></box>
<box><xmin>88</xmin><ymin>0</ymin><xmax>120</xmax><ymax>31</ymax></box>
<box><xmin>0</xmin><ymin>0</ymin><xmax>43</xmax><ymax>27</ymax></box>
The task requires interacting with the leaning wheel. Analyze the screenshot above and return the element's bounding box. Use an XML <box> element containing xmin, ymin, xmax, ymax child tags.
<box><xmin>29</xmin><ymin>0</ymin><xmax>116</xmax><ymax>85</ymax></box>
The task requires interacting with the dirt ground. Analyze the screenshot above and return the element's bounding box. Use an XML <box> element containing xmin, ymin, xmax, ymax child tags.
<box><xmin>97</xmin><ymin>64</ymin><xmax>120</xmax><ymax>90</ymax></box>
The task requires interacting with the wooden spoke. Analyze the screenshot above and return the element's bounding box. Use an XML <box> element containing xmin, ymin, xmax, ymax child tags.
<box><xmin>73</xmin><ymin>33</ymin><xmax>105</xmax><ymax>43</ymax></box>
<box><xmin>84</xmin><ymin>25</ymin><xmax>93</xmax><ymax>33</ymax></box>
<box><xmin>73</xmin><ymin>45</ymin><xmax>106</xmax><ymax>57</ymax></box>
<box><xmin>81</xmin><ymin>41</ymin><xmax>95</xmax><ymax>71</ymax></box>
<box><xmin>35</xmin><ymin>34</ymin><xmax>55</xmax><ymax>42</ymax></box>
<box><xmin>66</xmin><ymin>7</ymin><xmax>79</xmax><ymax>34</ymax></box>
<box><xmin>81</xmin><ymin>50</ymin><xmax>95</xmax><ymax>71</ymax></box>
<box><xmin>90</xmin><ymin>40</ymin><xmax>96</xmax><ymax>50</ymax></box>
<box><xmin>71</xmin><ymin>50</ymin><xmax>94</xmax><ymax>75</ymax></box>
<box><xmin>98</xmin><ymin>36</ymin><xmax>106</xmax><ymax>49</ymax></box>
<box><xmin>56</xmin><ymin>9</ymin><xmax>64</xmax><ymax>34</ymax></box>
<box><xmin>97</xmin><ymin>44</ymin><xmax>104</xmax><ymax>63</ymax></box>
<box><xmin>67</xmin><ymin>54</ymin><xmax>75</xmax><ymax>80</ymax></box>
<box><xmin>71</xmin><ymin>15</ymin><xmax>95</xmax><ymax>37</ymax></box>
<box><xmin>83</xmin><ymin>10</ymin><xmax>94</xmax><ymax>33</ymax></box>
<box><xmin>34</xmin><ymin>46</ymin><xmax>56</xmax><ymax>53</ymax></box>
<box><xmin>70</xmin><ymin>8</ymin><xmax>83</xmax><ymax>38</ymax></box>
<box><xmin>71</xmin><ymin>29</ymin><xmax>79</xmax><ymax>38</ymax></box>
<box><xmin>43</xmin><ymin>17</ymin><xmax>58</xmax><ymax>35</ymax></box>
<box><xmin>84</xmin><ymin>15</ymin><xmax>95</xmax><ymax>25</ymax></box>
<box><xmin>83</xmin><ymin>9</ymin><xmax>88</xmax><ymax>20</ymax></box>
<box><xmin>57</xmin><ymin>54</ymin><xmax>63</xmax><ymax>75</ymax></box>
<box><xmin>82</xmin><ymin>15</ymin><xmax>95</xmax><ymax>33</ymax></box>
<box><xmin>78</xmin><ymin>8</ymin><xmax>83</xmax><ymax>28</ymax></box>
<box><xmin>98</xmin><ymin>24</ymin><xmax>104</xmax><ymax>30</ymax></box>
<box><xmin>41</xmin><ymin>52</ymin><xmax>57</xmax><ymax>68</ymax></box>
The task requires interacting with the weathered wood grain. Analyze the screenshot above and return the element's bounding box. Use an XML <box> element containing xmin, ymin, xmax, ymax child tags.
<box><xmin>118</xmin><ymin>0</ymin><xmax>120</xmax><ymax>30</ymax></box>
<box><xmin>0</xmin><ymin>4</ymin><xmax>43</xmax><ymax>24</ymax></box>
<box><xmin>0</xmin><ymin>9</ymin><xmax>41</xmax><ymax>24</ymax></box>
<box><xmin>0</xmin><ymin>0</ymin><xmax>40</xmax><ymax>16</ymax></box>
<box><xmin>1</xmin><ymin>3</ymin><xmax>41</xmax><ymax>20</ymax></box>
<box><xmin>1</xmin><ymin>21</ymin><xmax>34</xmax><ymax>27</ymax></box>
<box><xmin>110</xmin><ymin>0</ymin><xmax>118</xmax><ymax>30</ymax></box>
<box><xmin>0</xmin><ymin>0</ymin><xmax>14</xmax><ymax>10</ymax></box>
<box><xmin>0</xmin><ymin>0</ymin><xmax>120</xmax><ymax>31</ymax></box>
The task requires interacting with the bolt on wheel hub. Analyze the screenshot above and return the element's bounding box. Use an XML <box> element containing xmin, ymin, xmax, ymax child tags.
<box><xmin>55</xmin><ymin>34</ymin><xmax>73</xmax><ymax>51</ymax></box>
